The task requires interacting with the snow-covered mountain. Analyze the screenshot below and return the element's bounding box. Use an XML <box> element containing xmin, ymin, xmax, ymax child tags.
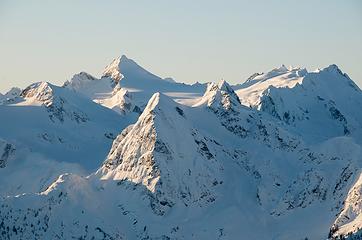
<box><xmin>64</xmin><ymin>55</ymin><xmax>207</xmax><ymax>115</ymax></box>
<box><xmin>1</xmin><ymin>58</ymin><xmax>362</xmax><ymax>239</ymax></box>
<box><xmin>0</xmin><ymin>87</ymin><xmax>22</xmax><ymax>105</ymax></box>
<box><xmin>235</xmin><ymin>64</ymin><xmax>362</xmax><ymax>144</ymax></box>
<box><xmin>0</xmin><ymin>81</ymin><xmax>135</xmax><ymax>196</ymax></box>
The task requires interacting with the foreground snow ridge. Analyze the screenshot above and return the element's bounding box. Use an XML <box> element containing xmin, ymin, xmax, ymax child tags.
<box><xmin>0</xmin><ymin>55</ymin><xmax>362</xmax><ymax>240</ymax></box>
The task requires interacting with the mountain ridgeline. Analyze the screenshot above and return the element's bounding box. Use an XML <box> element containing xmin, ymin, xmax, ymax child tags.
<box><xmin>0</xmin><ymin>55</ymin><xmax>361</xmax><ymax>240</ymax></box>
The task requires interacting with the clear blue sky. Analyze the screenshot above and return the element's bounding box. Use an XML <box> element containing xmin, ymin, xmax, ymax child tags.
<box><xmin>0</xmin><ymin>0</ymin><xmax>361</xmax><ymax>92</ymax></box>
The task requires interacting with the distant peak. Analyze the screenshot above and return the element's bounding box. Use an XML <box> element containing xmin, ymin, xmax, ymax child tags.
<box><xmin>0</xmin><ymin>87</ymin><xmax>22</xmax><ymax>104</ymax></box>
<box><xmin>277</xmin><ymin>64</ymin><xmax>288</xmax><ymax>72</ymax></box>
<box><xmin>203</xmin><ymin>80</ymin><xmax>237</xmax><ymax>94</ymax></box>
<box><xmin>322</xmin><ymin>64</ymin><xmax>344</xmax><ymax>74</ymax></box>
<box><xmin>313</xmin><ymin>64</ymin><xmax>353</xmax><ymax>82</ymax></box>
<box><xmin>5</xmin><ymin>87</ymin><xmax>21</xmax><ymax>96</ymax></box>
<box><xmin>271</xmin><ymin>64</ymin><xmax>290</xmax><ymax>74</ymax></box>
<box><xmin>325</xmin><ymin>64</ymin><xmax>339</xmax><ymax>70</ymax></box>
<box><xmin>118</xmin><ymin>55</ymin><xmax>146</xmax><ymax>70</ymax></box>
<box><xmin>195</xmin><ymin>79</ymin><xmax>241</xmax><ymax>109</ymax></box>
<box><xmin>119</xmin><ymin>54</ymin><xmax>130</xmax><ymax>63</ymax></box>
<box><xmin>70</xmin><ymin>72</ymin><xmax>98</xmax><ymax>82</ymax></box>
<box><xmin>102</xmin><ymin>54</ymin><xmax>163</xmax><ymax>85</ymax></box>
<box><xmin>116</xmin><ymin>54</ymin><xmax>136</xmax><ymax>67</ymax></box>
<box><xmin>21</xmin><ymin>81</ymin><xmax>54</xmax><ymax>101</ymax></box>
<box><xmin>23</xmin><ymin>81</ymin><xmax>52</xmax><ymax>92</ymax></box>
<box><xmin>308</xmin><ymin>64</ymin><xmax>361</xmax><ymax>92</ymax></box>
<box><xmin>217</xmin><ymin>79</ymin><xmax>233</xmax><ymax>92</ymax></box>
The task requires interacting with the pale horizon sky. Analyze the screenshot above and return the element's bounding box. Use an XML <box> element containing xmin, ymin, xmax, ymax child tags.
<box><xmin>0</xmin><ymin>0</ymin><xmax>361</xmax><ymax>93</ymax></box>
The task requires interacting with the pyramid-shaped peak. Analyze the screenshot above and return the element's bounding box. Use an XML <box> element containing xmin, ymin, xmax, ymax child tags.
<box><xmin>22</xmin><ymin>81</ymin><xmax>52</xmax><ymax>96</ymax></box>
<box><xmin>119</xmin><ymin>54</ymin><xmax>131</xmax><ymax>63</ymax></box>
<box><xmin>115</xmin><ymin>54</ymin><xmax>137</xmax><ymax>68</ymax></box>
<box><xmin>271</xmin><ymin>64</ymin><xmax>292</xmax><ymax>73</ymax></box>
<box><xmin>70</xmin><ymin>72</ymin><xmax>98</xmax><ymax>82</ymax></box>
<box><xmin>104</xmin><ymin>54</ymin><xmax>144</xmax><ymax>71</ymax></box>
<box><xmin>217</xmin><ymin>79</ymin><xmax>234</xmax><ymax>93</ymax></box>
<box><xmin>321</xmin><ymin>64</ymin><xmax>344</xmax><ymax>75</ymax></box>
<box><xmin>217</xmin><ymin>79</ymin><xmax>241</xmax><ymax>103</ymax></box>
<box><xmin>20</xmin><ymin>81</ymin><xmax>56</xmax><ymax>103</ymax></box>
<box><xmin>101</xmin><ymin>54</ymin><xmax>142</xmax><ymax>82</ymax></box>
<box><xmin>276</xmin><ymin>64</ymin><xmax>289</xmax><ymax>72</ymax></box>
<box><xmin>143</xmin><ymin>92</ymin><xmax>179</xmax><ymax>114</ymax></box>
<box><xmin>118</xmin><ymin>55</ymin><xmax>152</xmax><ymax>73</ymax></box>
<box><xmin>63</xmin><ymin>71</ymin><xmax>98</xmax><ymax>88</ymax></box>
<box><xmin>102</xmin><ymin>54</ymin><xmax>164</xmax><ymax>87</ymax></box>
<box><xmin>195</xmin><ymin>79</ymin><xmax>241</xmax><ymax>109</ymax></box>
<box><xmin>77</xmin><ymin>71</ymin><xmax>96</xmax><ymax>78</ymax></box>
<box><xmin>4</xmin><ymin>87</ymin><xmax>21</xmax><ymax>97</ymax></box>
<box><xmin>0</xmin><ymin>87</ymin><xmax>22</xmax><ymax>104</ymax></box>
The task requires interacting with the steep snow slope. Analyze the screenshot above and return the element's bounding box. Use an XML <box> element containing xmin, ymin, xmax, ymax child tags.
<box><xmin>98</xmin><ymin>92</ymin><xmax>224</xmax><ymax>216</ymax></box>
<box><xmin>331</xmin><ymin>170</ymin><xmax>362</xmax><ymax>238</ymax></box>
<box><xmin>2</xmin><ymin>78</ymin><xmax>362</xmax><ymax>239</ymax></box>
<box><xmin>0</xmin><ymin>81</ymin><xmax>135</xmax><ymax>196</ymax></box>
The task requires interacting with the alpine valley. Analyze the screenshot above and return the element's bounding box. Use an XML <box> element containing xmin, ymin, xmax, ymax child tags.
<box><xmin>1</xmin><ymin>55</ymin><xmax>362</xmax><ymax>240</ymax></box>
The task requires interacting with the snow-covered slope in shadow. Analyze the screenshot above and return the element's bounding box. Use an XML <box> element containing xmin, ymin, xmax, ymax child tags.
<box><xmin>2</xmin><ymin>77</ymin><xmax>362</xmax><ymax>239</ymax></box>
<box><xmin>0</xmin><ymin>81</ymin><xmax>135</xmax><ymax>196</ymax></box>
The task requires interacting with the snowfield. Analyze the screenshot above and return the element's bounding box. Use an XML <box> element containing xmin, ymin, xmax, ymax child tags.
<box><xmin>0</xmin><ymin>55</ymin><xmax>361</xmax><ymax>240</ymax></box>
